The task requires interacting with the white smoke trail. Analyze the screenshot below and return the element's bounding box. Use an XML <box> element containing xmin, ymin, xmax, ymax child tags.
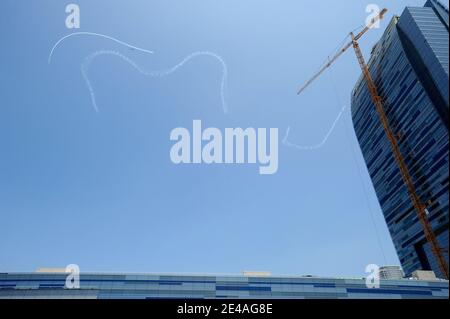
<box><xmin>48</xmin><ymin>32</ymin><xmax>154</xmax><ymax>64</ymax></box>
<box><xmin>81</xmin><ymin>50</ymin><xmax>228</xmax><ymax>114</ymax></box>
<box><xmin>282</xmin><ymin>104</ymin><xmax>348</xmax><ymax>151</ymax></box>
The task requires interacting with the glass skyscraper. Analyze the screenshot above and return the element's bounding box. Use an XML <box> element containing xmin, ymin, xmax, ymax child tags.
<box><xmin>0</xmin><ymin>272</ymin><xmax>448</xmax><ymax>299</ymax></box>
<box><xmin>351</xmin><ymin>1</ymin><xmax>449</xmax><ymax>278</ymax></box>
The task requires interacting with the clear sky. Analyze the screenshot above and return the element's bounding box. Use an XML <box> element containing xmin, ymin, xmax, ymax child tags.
<box><xmin>1</xmin><ymin>0</ymin><xmax>446</xmax><ymax>277</ymax></box>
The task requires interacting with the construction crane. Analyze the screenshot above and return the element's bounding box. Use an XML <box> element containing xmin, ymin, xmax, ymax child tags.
<box><xmin>297</xmin><ymin>8</ymin><xmax>449</xmax><ymax>279</ymax></box>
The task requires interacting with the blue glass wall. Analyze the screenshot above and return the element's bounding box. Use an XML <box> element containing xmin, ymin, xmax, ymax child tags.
<box><xmin>0</xmin><ymin>273</ymin><xmax>448</xmax><ymax>299</ymax></box>
<box><xmin>351</xmin><ymin>2</ymin><xmax>449</xmax><ymax>278</ymax></box>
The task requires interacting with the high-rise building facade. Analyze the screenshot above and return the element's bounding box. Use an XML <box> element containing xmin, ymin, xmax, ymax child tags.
<box><xmin>0</xmin><ymin>272</ymin><xmax>448</xmax><ymax>299</ymax></box>
<box><xmin>351</xmin><ymin>1</ymin><xmax>449</xmax><ymax>278</ymax></box>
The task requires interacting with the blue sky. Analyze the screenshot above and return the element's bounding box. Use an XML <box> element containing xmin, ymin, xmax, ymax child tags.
<box><xmin>1</xmin><ymin>0</ymin><xmax>445</xmax><ymax>277</ymax></box>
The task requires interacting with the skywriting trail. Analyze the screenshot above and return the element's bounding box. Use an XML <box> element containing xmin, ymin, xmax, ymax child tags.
<box><xmin>50</xmin><ymin>33</ymin><xmax>334</xmax><ymax>146</ymax></box>
<box><xmin>282</xmin><ymin>105</ymin><xmax>348</xmax><ymax>151</ymax></box>
<box><xmin>48</xmin><ymin>32</ymin><xmax>154</xmax><ymax>64</ymax></box>
<box><xmin>49</xmin><ymin>32</ymin><xmax>228</xmax><ymax>114</ymax></box>
<box><xmin>81</xmin><ymin>50</ymin><xmax>228</xmax><ymax>113</ymax></box>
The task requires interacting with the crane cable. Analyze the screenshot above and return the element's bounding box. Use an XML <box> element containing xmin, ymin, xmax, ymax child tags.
<box><xmin>327</xmin><ymin>56</ymin><xmax>389</xmax><ymax>266</ymax></box>
<box><xmin>315</xmin><ymin>23</ymin><xmax>364</xmax><ymax>76</ymax></box>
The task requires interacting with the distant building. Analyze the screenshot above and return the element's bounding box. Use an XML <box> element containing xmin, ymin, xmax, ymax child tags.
<box><xmin>379</xmin><ymin>266</ymin><xmax>404</xmax><ymax>280</ymax></box>
<box><xmin>412</xmin><ymin>270</ymin><xmax>438</xmax><ymax>281</ymax></box>
<box><xmin>0</xmin><ymin>272</ymin><xmax>448</xmax><ymax>299</ymax></box>
<box><xmin>351</xmin><ymin>1</ymin><xmax>449</xmax><ymax>278</ymax></box>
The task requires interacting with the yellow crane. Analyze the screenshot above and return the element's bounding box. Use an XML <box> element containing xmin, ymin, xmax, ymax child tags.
<box><xmin>297</xmin><ymin>8</ymin><xmax>449</xmax><ymax>279</ymax></box>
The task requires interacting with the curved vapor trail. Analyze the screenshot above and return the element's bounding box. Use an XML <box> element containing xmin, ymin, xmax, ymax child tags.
<box><xmin>48</xmin><ymin>32</ymin><xmax>154</xmax><ymax>64</ymax></box>
<box><xmin>81</xmin><ymin>50</ymin><xmax>228</xmax><ymax>114</ymax></box>
<box><xmin>282</xmin><ymin>104</ymin><xmax>348</xmax><ymax>151</ymax></box>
